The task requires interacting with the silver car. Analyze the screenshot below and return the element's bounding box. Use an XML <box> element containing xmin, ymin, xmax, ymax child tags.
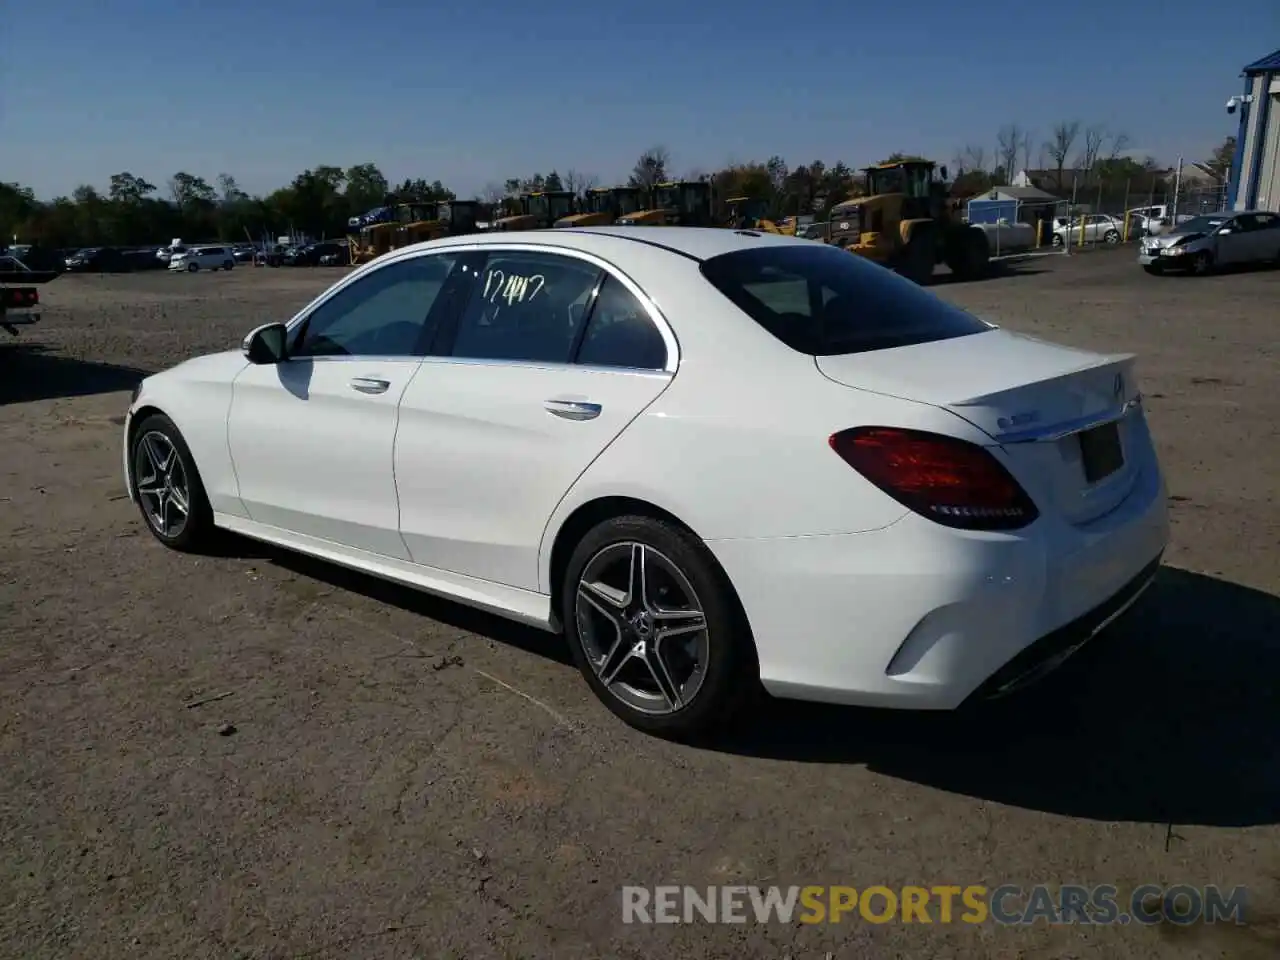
<box><xmin>1139</xmin><ymin>210</ymin><xmax>1280</xmax><ymax>275</ymax></box>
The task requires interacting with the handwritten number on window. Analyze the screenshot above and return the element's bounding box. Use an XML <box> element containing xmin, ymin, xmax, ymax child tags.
<box><xmin>483</xmin><ymin>269</ymin><xmax>546</xmax><ymax>306</ymax></box>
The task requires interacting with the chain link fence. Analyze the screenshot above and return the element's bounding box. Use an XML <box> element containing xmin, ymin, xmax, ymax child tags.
<box><xmin>1049</xmin><ymin>180</ymin><xmax>1229</xmax><ymax>248</ymax></box>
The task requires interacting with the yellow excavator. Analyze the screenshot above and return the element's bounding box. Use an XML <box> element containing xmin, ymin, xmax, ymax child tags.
<box><xmin>615</xmin><ymin>180</ymin><xmax>713</xmax><ymax>226</ymax></box>
<box><xmin>553</xmin><ymin>186</ymin><xmax>644</xmax><ymax>227</ymax></box>
<box><xmin>491</xmin><ymin>190</ymin><xmax>576</xmax><ymax>231</ymax></box>
<box><xmin>349</xmin><ymin>200</ymin><xmax>479</xmax><ymax>263</ymax></box>
<box><xmin>822</xmin><ymin>159</ymin><xmax>989</xmax><ymax>284</ymax></box>
<box><xmin>723</xmin><ymin>196</ymin><xmax>798</xmax><ymax>235</ymax></box>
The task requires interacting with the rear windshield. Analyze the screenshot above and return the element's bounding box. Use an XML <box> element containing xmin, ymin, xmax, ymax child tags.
<box><xmin>699</xmin><ymin>244</ymin><xmax>990</xmax><ymax>356</ymax></box>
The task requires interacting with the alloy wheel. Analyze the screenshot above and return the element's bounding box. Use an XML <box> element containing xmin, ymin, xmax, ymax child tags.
<box><xmin>575</xmin><ymin>542</ymin><xmax>709</xmax><ymax>715</ymax></box>
<box><xmin>134</xmin><ymin>431</ymin><xmax>191</xmax><ymax>538</ymax></box>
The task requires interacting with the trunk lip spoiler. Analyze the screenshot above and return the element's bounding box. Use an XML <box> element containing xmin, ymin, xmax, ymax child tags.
<box><xmin>992</xmin><ymin>395</ymin><xmax>1143</xmax><ymax>445</ymax></box>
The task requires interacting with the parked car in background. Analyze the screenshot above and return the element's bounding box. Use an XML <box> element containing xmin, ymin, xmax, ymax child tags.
<box><xmin>318</xmin><ymin>242</ymin><xmax>350</xmax><ymax>266</ymax></box>
<box><xmin>255</xmin><ymin>245</ymin><xmax>289</xmax><ymax>267</ymax></box>
<box><xmin>169</xmin><ymin>245</ymin><xmax>235</xmax><ymax>272</ymax></box>
<box><xmin>1053</xmin><ymin>214</ymin><xmax>1124</xmax><ymax>246</ymax></box>
<box><xmin>1139</xmin><ymin>210</ymin><xmax>1280</xmax><ymax>275</ymax></box>
<box><xmin>122</xmin><ymin>226</ymin><xmax>1168</xmax><ymax>737</ymax></box>
<box><xmin>65</xmin><ymin>247</ymin><xmax>129</xmax><ymax>272</ymax></box>
<box><xmin>232</xmin><ymin>244</ymin><xmax>257</xmax><ymax>263</ymax></box>
<box><xmin>1127</xmin><ymin>205</ymin><xmax>1196</xmax><ymax>237</ymax></box>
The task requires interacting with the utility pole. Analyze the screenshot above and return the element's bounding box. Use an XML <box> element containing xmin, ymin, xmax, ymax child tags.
<box><xmin>1171</xmin><ymin>157</ymin><xmax>1183</xmax><ymax>220</ymax></box>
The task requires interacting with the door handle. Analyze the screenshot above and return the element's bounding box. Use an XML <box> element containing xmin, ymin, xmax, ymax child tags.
<box><xmin>350</xmin><ymin>377</ymin><xmax>391</xmax><ymax>395</ymax></box>
<box><xmin>544</xmin><ymin>399</ymin><xmax>602</xmax><ymax>421</ymax></box>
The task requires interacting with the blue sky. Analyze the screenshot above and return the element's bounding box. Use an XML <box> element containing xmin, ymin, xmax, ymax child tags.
<box><xmin>1</xmin><ymin>0</ymin><xmax>1275</xmax><ymax>200</ymax></box>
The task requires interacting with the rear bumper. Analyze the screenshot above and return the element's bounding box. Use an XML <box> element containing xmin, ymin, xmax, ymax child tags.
<box><xmin>707</xmin><ymin>454</ymin><xmax>1169</xmax><ymax>710</ymax></box>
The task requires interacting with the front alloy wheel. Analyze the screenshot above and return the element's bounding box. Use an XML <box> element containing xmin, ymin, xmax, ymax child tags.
<box><xmin>134</xmin><ymin>431</ymin><xmax>191</xmax><ymax>539</ymax></box>
<box><xmin>129</xmin><ymin>413</ymin><xmax>214</xmax><ymax>551</ymax></box>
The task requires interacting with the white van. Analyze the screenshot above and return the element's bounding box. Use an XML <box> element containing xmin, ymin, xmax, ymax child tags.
<box><xmin>168</xmin><ymin>245</ymin><xmax>235</xmax><ymax>272</ymax></box>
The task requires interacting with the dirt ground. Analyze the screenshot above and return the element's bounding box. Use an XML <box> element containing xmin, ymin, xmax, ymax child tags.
<box><xmin>2</xmin><ymin>251</ymin><xmax>1278</xmax><ymax>959</ymax></box>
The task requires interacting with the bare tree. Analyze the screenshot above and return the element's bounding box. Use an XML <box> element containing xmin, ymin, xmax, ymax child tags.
<box><xmin>1019</xmin><ymin>130</ymin><xmax>1035</xmax><ymax>177</ymax></box>
<box><xmin>480</xmin><ymin>182</ymin><xmax>506</xmax><ymax>205</ymax></box>
<box><xmin>1107</xmin><ymin>131</ymin><xmax>1131</xmax><ymax>161</ymax></box>
<box><xmin>996</xmin><ymin>124</ymin><xmax>1024</xmax><ymax>184</ymax></box>
<box><xmin>959</xmin><ymin>144</ymin><xmax>987</xmax><ymax>174</ymax></box>
<box><xmin>563</xmin><ymin>169</ymin><xmax>599</xmax><ymax>200</ymax></box>
<box><xmin>629</xmin><ymin>145</ymin><xmax>671</xmax><ymax>190</ymax></box>
<box><xmin>1079</xmin><ymin>124</ymin><xmax>1111</xmax><ymax>180</ymax></box>
<box><xmin>1044</xmin><ymin>121</ymin><xmax>1081</xmax><ymax>192</ymax></box>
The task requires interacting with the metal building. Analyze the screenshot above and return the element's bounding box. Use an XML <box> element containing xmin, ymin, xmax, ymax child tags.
<box><xmin>1228</xmin><ymin>48</ymin><xmax>1280</xmax><ymax>212</ymax></box>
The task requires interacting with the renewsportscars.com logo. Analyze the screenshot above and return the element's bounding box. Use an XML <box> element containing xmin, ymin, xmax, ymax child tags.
<box><xmin>621</xmin><ymin>884</ymin><xmax>1248</xmax><ymax>926</ymax></box>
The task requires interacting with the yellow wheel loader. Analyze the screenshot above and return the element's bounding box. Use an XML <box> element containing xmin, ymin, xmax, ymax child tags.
<box><xmin>349</xmin><ymin>200</ymin><xmax>479</xmax><ymax>262</ymax></box>
<box><xmin>615</xmin><ymin>180</ymin><xmax>713</xmax><ymax>226</ymax></box>
<box><xmin>491</xmin><ymin>190</ymin><xmax>576</xmax><ymax>231</ymax></box>
<box><xmin>723</xmin><ymin>196</ymin><xmax>798</xmax><ymax>234</ymax></box>
<box><xmin>824</xmin><ymin>160</ymin><xmax>989</xmax><ymax>284</ymax></box>
<box><xmin>553</xmin><ymin>186</ymin><xmax>644</xmax><ymax>227</ymax></box>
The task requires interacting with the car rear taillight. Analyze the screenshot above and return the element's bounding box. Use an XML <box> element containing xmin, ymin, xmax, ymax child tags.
<box><xmin>1</xmin><ymin>288</ymin><xmax>39</xmax><ymax>309</ymax></box>
<box><xmin>829</xmin><ymin>426</ymin><xmax>1039</xmax><ymax>530</ymax></box>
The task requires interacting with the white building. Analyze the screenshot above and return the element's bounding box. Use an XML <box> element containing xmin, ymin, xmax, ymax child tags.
<box><xmin>1229</xmin><ymin>47</ymin><xmax>1280</xmax><ymax>212</ymax></box>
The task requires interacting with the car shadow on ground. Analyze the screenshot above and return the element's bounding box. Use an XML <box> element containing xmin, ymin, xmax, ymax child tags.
<box><xmin>214</xmin><ymin>531</ymin><xmax>1278</xmax><ymax>827</ymax></box>
<box><xmin>210</xmin><ymin>533</ymin><xmax>574</xmax><ymax>666</ymax></box>
<box><xmin>714</xmin><ymin>566</ymin><xmax>1280</xmax><ymax>828</ymax></box>
<box><xmin>0</xmin><ymin>343</ymin><xmax>150</xmax><ymax>405</ymax></box>
<box><xmin>929</xmin><ymin>260</ymin><xmax>1049</xmax><ymax>286</ymax></box>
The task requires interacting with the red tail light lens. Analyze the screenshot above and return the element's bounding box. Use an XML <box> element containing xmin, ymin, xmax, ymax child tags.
<box><xmin>829</xmin><ymin>426</ymin><xmax>1039</xmax><ymax>530</ymax></box>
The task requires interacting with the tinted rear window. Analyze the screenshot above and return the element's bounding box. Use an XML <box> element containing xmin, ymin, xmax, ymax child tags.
<box><xmin>700</xmin><ymin>244</ymin><xmax>990</xmax><ymax>355</ymax></box>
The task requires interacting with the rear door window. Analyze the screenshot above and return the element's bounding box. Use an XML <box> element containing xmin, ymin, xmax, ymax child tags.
<box><xmin>699</xmin><ymin>243</ymin><xmax>990</xmax><ymax>356</ymax></box>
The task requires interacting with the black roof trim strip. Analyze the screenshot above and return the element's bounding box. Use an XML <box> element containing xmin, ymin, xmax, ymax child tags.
<box><xmin>551</xmin><ymin>228</ymin><xmax>704</xmax><ymax>262</ymax></box>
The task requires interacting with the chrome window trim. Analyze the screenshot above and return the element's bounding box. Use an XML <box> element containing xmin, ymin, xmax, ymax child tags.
<box><xmin>284</xmin><ymin>240</ymin><xmax>680</xmax><ymax>373</ymax></box>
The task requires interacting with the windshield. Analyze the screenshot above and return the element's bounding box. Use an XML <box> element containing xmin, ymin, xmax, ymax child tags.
<box><xmin>548</xmin><ymin>194</ymin><xmax>573</xmax><ymax>220</ymax></box>
<box><xmin>699</xmin><ymin>244</ymin><xmax>989</xmax><ymax>356</ymax></box>
<box><xmin>1176</xmin><ymin>216</ymin><xmax>1228</xmax><ymax>234</ymax></box>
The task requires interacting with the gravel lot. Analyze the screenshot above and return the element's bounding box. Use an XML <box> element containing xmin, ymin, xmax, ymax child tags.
<box><xmin>3</xmin><ymin>250</ymin><xmax>1278</xmax><ymax>959</ymax></box>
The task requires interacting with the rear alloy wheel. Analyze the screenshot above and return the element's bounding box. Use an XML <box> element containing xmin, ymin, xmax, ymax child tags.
<box><xmin>1104</xmin><ymin>229</ymin><xmax>1120</xmax><ymax>244</ymax></box>
<box><xmin>129</xmin><ymin>413</ymin><xmax>214</xmax><ymax>551</ymax></box>
<box><xmin>563</xmin><ymin>516</ymin><xmax>755</xmax><ymax>739</ymax></box>
<box><xmin>1052</xmin><ymin>233</ymin><xmax>1064</xmax><ymax>247</ymax></box>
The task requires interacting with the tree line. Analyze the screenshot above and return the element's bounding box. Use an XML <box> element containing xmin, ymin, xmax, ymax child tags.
<box><xmin>2</xmin><ymin>125</ymin><xmax>1235</xmax><ymax>250</ymax></box>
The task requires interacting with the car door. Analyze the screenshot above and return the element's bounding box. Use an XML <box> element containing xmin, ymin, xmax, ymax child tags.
<box><xmin>394</xmin><ymin>247</ymin><xmax>675</xmax><ymax>590</ymax></box>
<box><xmin>1250</xmin><ymin>213</ymin><xmax>1280</xmax><ymax>261</ymax></box>
<box><xmin>1214</xmin><ymin>216</ymin><xmax>1252</xmax><ymax>264</ymax></box>
<box><xmin>227</xmin><ymin>250</ymin><xmax>471</xmax><ymax>559</ymax></box>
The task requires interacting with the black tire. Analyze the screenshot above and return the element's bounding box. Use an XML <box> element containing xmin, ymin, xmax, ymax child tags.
<box><xmin>561</xmin><ymin>515</ymin><xmax>756</xmax><ymax>739</ymax></box>
<box><xmin>223</xmin><ymin>260</ymin><xmax>234</xmax><ymax>271</ymax></box>
<box><xmin>1052</xmin><ymin>233</ymin><xmax>1064</xmax><ymax>247</ymax></box>
<box><xmin>187</xmin><ymin>262</ymin><xmax>198</xmax><ymax>272</ymax></box>
<box><xmin>945</xmin><ymin>228</ymin><xmax>989</xmax><ymax>281</ymax></box>
<box><xmin>1191</xmin><ymin>250</ymin><xmax>1214</xmax><ymax>275</ymax></box>
<box><xmin>895</xmin><ymin>233</ymin><xmax>934</xmax><ymax>285</ymax></box>
<box><xmin>1142</xmin><ymin>264</ymin><xmax>1164</xmax><ymax>275</ymax></box>
<box><xmin>128</xmin><ymin>413</ymin><xmax>215</xmax><ymax>552</ymax></box>
<box><xmin>1104</xmin><ymin>230</ymin><xmax>1120</xmax><ymax>244</ymax></box>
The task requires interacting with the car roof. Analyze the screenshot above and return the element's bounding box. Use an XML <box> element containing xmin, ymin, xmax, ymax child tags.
<box><xmin>406</xmin><ymin>225</ymin><xmax>810</xmax><ymax>263</ymax></box>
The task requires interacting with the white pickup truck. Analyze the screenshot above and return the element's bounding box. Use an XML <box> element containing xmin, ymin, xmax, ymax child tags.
<box><xmin>1128</xmin><ymin>205</ymin><xmax>1195</xmax><ymax>237</ymax></box>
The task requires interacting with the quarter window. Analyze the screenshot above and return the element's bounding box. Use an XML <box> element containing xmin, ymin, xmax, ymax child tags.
<box><xmin>451</xmin><ymin>251</ymin><xmax>601</xmax><ymax>363</ymax></box>
<box><xmin>292</xmin><ymin>253</ymin><xmax>459</xmax><ymax>358</ymax></box>
<box><xmin>575</xmin><ymin>276</ymin><xmax>667</xmax><ymax>370</ymax></box>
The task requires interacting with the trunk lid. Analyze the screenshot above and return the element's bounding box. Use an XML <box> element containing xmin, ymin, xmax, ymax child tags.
<box><xmin>815</xmin><ymin>329</ymin><xmax>1143</xmax><ymax>525</ymax></box>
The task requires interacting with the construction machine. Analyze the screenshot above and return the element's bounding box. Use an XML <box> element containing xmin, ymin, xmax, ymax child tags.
<box><xmin>553</xmin><ymin>186</ymin><xmax>644</xmax><ymax>227</ymax></box>
<box><xmin>722</xmin><ymin>196</ymin><xmax>798</xmax><ymax>234</ymax></box>
<box><xmin>615</xmin><ymin>180</ymin><xmax>713</xmax><ymax>226</ymax></box>
<box><xmin>348</xmin><ymin>200</ymin><xmax>480</xmax><ymax>263</ymax></box>
<box><xmin>823</xmin><ymin>159</ymin><xmax>989</xmax><ymax>284</ymax></box>
<box><xmin>491</xmin><ymin>190</ymin><xmax>576</xmax><ymax>231</ymax></box>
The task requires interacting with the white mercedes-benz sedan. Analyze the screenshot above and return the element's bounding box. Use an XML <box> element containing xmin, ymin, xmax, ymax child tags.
<box><xmin>123</xmin><ymin>226</ymin><xmax>1169</xmax><ymax>737</ymax></box>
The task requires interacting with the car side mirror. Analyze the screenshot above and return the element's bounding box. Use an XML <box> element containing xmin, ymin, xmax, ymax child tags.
<box><xmin>242</xmin><ymin>322</ymin><xmax>289</xmax><ymax>364</ymax></box>
<box><xmin>1217</xmin><ymin>227</ymin><xmax>1232</xmax><ymax>235</ymax></box>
